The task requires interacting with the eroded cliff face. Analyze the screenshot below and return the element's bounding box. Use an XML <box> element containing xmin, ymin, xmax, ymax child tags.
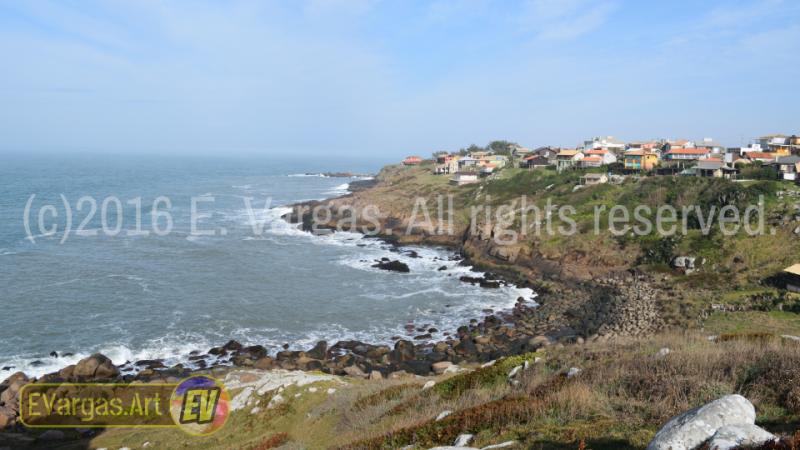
<box><xmin>284</xmin><ymin>165</ymin><xmax>667</xmax><ymax>339</ymax></box>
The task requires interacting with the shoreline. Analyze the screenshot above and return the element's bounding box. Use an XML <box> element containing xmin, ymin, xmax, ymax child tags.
<box><xmin>1</xmin><ymin>173</ymin><xmax>544</xmax><ymax>384</ymax></box>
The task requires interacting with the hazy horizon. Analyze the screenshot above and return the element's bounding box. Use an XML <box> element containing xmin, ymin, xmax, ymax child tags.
<box><xmin>1</xmin><ymin>0</ymin><xmax>798</xmax><ymax>159</ymax></box>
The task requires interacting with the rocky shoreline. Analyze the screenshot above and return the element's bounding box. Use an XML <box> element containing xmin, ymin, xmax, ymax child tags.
<box><xmin>0</xmin><ymin>169</ymin><xmax>667</xmax><ymax>434</ymax></box>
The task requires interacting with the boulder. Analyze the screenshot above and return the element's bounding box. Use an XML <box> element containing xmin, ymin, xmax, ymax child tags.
<box><xmin>707</xmin><ymin>423</ymin><xmax>777</xmax><ymax>450</ymax></box>
<box><xmin>238</xmin><ymin>345</ymin><xmax>268</xmax><ymax>360</ymax></box>
<box><xmin>432</xmin><ymin>361</ymin><xmax>453</xmax><ymax>375</ymax></box>
<box><xmin>427</xmin><ymin>447</ymin><xmax>477</xmax><ymax>450</ymax></box>
<box><xmin>646</xmin><ymin>395</ymin><xmax>756</xmax><ymax>450</ymax></box>
<box><xmin>306</xmin><ymin>341</ymin><xmax>328</xmax><ymax>360</ymax></box>
<box><xmin>454</xmin><ymin>434</ymin><xmax>474</xmax><ymax>446</ymax></box>
<box><xmin>253</xmin><ymin>357</ymin><xmax>276</xmax><ymax>370</ymax></box>
<box><xmin>390</xmin><ymin>340</ymin><xmax>416</xmax><ymax>362</ymax></box>
<box><xmin>343</xmin><ymin>365</ymin><xmax>367</xmax><ymax>378</ymax></box>
<box><xmin>0</xmin><ymin>405</ymin><xmax>16</xmax><ymax>429</ymax></box>
<box><xmin>527</xmin><ymin>335</ymin><xmax>551</xmax><ymax>349</ymax></box>
<box><xmin>223</xmin><ymin>340</ymin><xmax>243</xmax><ymax>351</ymax></box>
<box><xmin>372</xmin><ymin>260</ymin><xmax>410</xmax><ymax>273</ymax></box>
<box><xmin>73</xmin><ymin>354</ymin><xmax>119</xmax><ymax>379</ymax></box>
<box><xmin>566</xmin><ymin>367</ymin><xmax>581</xmax><ymax>378</ymax></box>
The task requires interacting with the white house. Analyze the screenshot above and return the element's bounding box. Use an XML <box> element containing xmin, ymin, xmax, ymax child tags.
<box><xmin>581</xmin><ymin>149</ymin><xmax>617</xmax><ymax>167</ymax></box>
<box><xmin>450</xmin><ymin>172</ymin><xmax>479</xmax><ymax>186</ymax></box>
<box><xmin>582</xmin><ymin>136</ymin><xmax>626</xmax><ymax>155</ymax></box>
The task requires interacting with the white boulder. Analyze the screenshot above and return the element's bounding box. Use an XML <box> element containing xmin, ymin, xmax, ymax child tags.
<box><xmin>454</xmin><ymin>434</ymin><xmax>474</xmax><ymax>446</ymax></box>
<box><xmin>707</xmin><ymin>423</ymin><xmax>777</xmax><ymax>450</ymax></box>
<box><xmin>646</xmin><ymin>395</ymin><xmax>756</xmax><ymax>450</ymax></box>
<box><xmin>482</xmin><ymin>442</ymin><xmax>518</xmax><ymax>449</ymax></box>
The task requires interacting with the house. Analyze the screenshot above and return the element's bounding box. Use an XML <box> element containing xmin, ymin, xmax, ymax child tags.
<box><xmin>469</xmin><ymin>151</ymin><xmax>492</xmax><ymax>159</ymax></box>
<box><xmin>580</xmin><ymin>173</ymin><xmax>608</xmax><ymax>186</ymax></box>
<box><xmin>531</xmin><ymin>146</ymin><xmax>559</xmax><ymax>164</ymax></box>
<box><xmin>450</xmin><ymin>172</ymin><xmax>479</xmax><ymax>186</ymax></box>
<box><xmin>520</xmin><ymin>155</ymin><xmax>551</xmax><ymax>169</ymax></box>
<box><xmin>664</xmin><ymin>147</ymin><xmax>710</xmax><ymax>161</ymax></box>
<box><xmin>434</xmin><ymin>154</ymin><xmax>460</xmax><ymax>174</ymax></box>
<box><xmin>582</xmin><ymin>136</ymin><xmax>625</xmax><ymax>155</ymax></box>
<box><xmin>695</xmin><ymin>160</ymin><xmax>739</xmax><ymax>179</ymax></box>
<box><xmin>582</xmin><ymin>149</ymin><xmax>618</xmax><ymax>166</ymax></box>
<box><xmin>663</xmin><ymin>139</ymin><xmax>693</xmax><ymax>152</ymax></box>
<box><xmin>480</xmin><ymin>154</ymin><xmax>508</xmax><ymax>169</ymax></box>
<box><xmin>771</xmin><ymin>156</ymin><xmax>800</xmax><ymax>181</ymax></box>
<box><xmin>790</xmin><ymin>135</ymin><xmax>800</xmax><ymax>155</ymax></box>
<box><xmin>697</xmin><ymin>138</ymin><xmax>725</xmax><ymax>155</ymax></box>
<box><xmin>723</xmin><ymin>148</ymin><xmax>745</xmax><ymax>164</ymax></box>
<box><xmin>403</xmin><ymin>156</ymin><xmax>422</xmax><ymax>165</ymax></box>
<box><xmin>556</xmin><ymin>149</ymin><xmax>583</xmax><ymax>172</ymax></box>
<box><xmin>510</xmin><ymin>145</ymin><xmax>532</xmax><ymax>158</ymax></box>
<box><xmin>624</xmin><ymin>150</ymin><xmax>660</xmax><ymax>171</ymax></box>
<box><xmin>783</xmin><ymin>264</ymin><xmax>800</xmax><ymax>293</ymax></box>
<box><xmin>458</xmin><ymin>156</ymin><xmax>480</xmax><ymax>169</ymax></box>
<box><xmin>627</xmin><ymin>141</ymin><xmax>661</xmax><ymax>152</ymax></box>
<box><xmin>757</xmin><ymin>134</ymin><xmax>794</xmax><ymax>155</ymax></box>
<box><xmin>745</xmin><ymin>152</ymin><xmax>779</xmax><ymax>163</ymax></box>
<box><xmin>580</xmin><ymin>156</ymin><xmax>604</xmax><ymax>168</ymax></box>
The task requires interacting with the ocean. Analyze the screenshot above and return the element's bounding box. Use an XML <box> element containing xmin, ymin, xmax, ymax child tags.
<box><xmin>0</xmin><ymin>153</ymin><xmax>533</xmax><ymax>377</ymax></box>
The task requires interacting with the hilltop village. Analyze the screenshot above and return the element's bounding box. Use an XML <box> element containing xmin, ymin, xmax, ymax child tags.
<box><xmin>402</xmin><ymin>134</ymin><xmax>800</xmax><ymax>186</ymax></box>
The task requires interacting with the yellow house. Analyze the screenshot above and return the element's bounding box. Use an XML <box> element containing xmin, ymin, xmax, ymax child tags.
<box><xmin>624</xmin><ymin>150</ymin><xmax>659</xmax><ymax>170</ymax></box>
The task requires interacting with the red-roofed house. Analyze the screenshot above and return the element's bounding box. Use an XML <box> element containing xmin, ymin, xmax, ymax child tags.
<box><xmin>582</xmin><ymin>149</ymin><xmax>617</xmax><ymax>166</ymax></box>
<box><xmin>403</xmin><ymin>156</ymin><xmax>422</xmax><ymax>165</ymax></box>
<box><xmin>580</xmin><ymin>156</ymin><xmax>604</xmax><ymax>168</ymax></box>
<box><xmin>746</xmin><ymin>152</ymin><xmax>779</xmax><ymax>163</ymax></box>
<box><xmin>521</xmin><ymin>154</ymin><xmax>551</xmax><ymax>169</ymax></box>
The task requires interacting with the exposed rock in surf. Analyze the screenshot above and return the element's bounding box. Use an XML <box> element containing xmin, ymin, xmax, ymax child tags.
<box><xmin>372</xmin><ymin>259</ymin><xmax>410</xmax><ymax>273</ymax></box>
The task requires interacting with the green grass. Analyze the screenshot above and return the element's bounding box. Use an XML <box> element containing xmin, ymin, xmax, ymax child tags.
<box><xmin>704</xmin><ymin>310</ymin><xmax>800</xmax><ymax>336</ymax></box>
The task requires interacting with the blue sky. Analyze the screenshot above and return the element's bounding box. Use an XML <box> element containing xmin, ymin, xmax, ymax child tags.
<box><xmin>0</xmin><ymin>0</ymin><xmax>798</xmax><ymax>158</ymax></box>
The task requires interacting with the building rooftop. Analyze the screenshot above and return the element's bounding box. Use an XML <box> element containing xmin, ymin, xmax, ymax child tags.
<box><xmin>696</xmin><ymin>160</ymin><xmax>725</xmax><ymax>170</ymax></box>
<box><xmin>785</xmin><ymin>264</ymin><xmax>800</xmax><ymax>277</ymax></box>
<box><xmin>667</xmin><ymin>148</ymin><xmax>710</xmax><ymax>155</ymax></box>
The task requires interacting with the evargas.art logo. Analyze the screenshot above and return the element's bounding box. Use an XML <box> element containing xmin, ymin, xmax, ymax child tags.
<box><xmin>169</xmin><ymin>376</ymin><xmax>230</xmax><ymax>436</ymax></box>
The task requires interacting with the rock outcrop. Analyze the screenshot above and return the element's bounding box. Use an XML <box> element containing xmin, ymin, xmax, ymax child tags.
<box><xmin>646</xmin><ymin>395</ymin><xmax>757</xmax><ymax>450</ymax></box>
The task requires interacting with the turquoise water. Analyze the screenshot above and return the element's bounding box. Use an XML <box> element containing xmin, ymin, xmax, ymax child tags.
<box><xmin>0</xmin><ymin>153</ymin><xmax>533</xmax><ymax>377</ymax></box>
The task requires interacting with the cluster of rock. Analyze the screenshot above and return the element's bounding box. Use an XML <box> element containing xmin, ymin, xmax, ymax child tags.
<box><xmin>0</xmin><ymin>353</ymin><xmax>121</xmax><ymax>431</ymax></box>
<box><xmin>647</xmin><ymin>395</ymin><xmax>777</xmax><ymax>450</ymax></box>
<box><xmin>372</xmin><ymin>258</ymin><xmax>411</xmax><ymax>272</ymax></box>
<box><xmin>214</xmin><ymin>309</ymin><xmax>555</xmax><ymax>381</ymax></box>
<box><xmin>588</xmin><ymin>273</ymin><xmax>664</xmax><ymax>338</ymax></box>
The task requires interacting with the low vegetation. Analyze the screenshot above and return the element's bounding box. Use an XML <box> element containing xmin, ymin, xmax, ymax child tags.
<box><xmin>79</xmin><ymin>331</ymin><xmax>800</xmax><ymax>450</ymax></box>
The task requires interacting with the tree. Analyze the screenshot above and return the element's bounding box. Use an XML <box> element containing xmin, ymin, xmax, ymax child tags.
<box><xmin>486</xmin><ymin>140</ymin><xmax>518</xmax><ymax>156</ymax></box>
<box><xmin>458</xmin><ymin>144</ymin><xmax>485</xmax><ymax>156</ymax></box>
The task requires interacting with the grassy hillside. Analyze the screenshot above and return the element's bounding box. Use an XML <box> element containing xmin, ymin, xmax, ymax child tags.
<box><xmin>363</xmin><ymin>163</ymin><xmax>800</xmax><ymax>328</ymax></box>
<box><xmin>77</xmin><ymin>332</ymin><xmax>800</xmax><ymax>450</ymax></box>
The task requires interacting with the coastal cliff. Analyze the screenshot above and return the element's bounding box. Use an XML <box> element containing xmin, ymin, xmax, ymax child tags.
<box><xmin>286</xmin><ymin>161</ymin><xmax>800</xmax><ymax>336</ymax></box>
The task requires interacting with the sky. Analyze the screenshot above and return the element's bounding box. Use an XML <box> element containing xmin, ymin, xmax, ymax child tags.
<box><xmin>0</xmin><ymin>0</ymin><xmax>798</xmax><ymax>158</ymax></box>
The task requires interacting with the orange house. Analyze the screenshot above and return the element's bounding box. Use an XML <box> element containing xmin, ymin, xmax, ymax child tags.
<box><xmin>624</xmin><ymin>150</ymin><xmax>659</xmax><ymax>170</ymax></box>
